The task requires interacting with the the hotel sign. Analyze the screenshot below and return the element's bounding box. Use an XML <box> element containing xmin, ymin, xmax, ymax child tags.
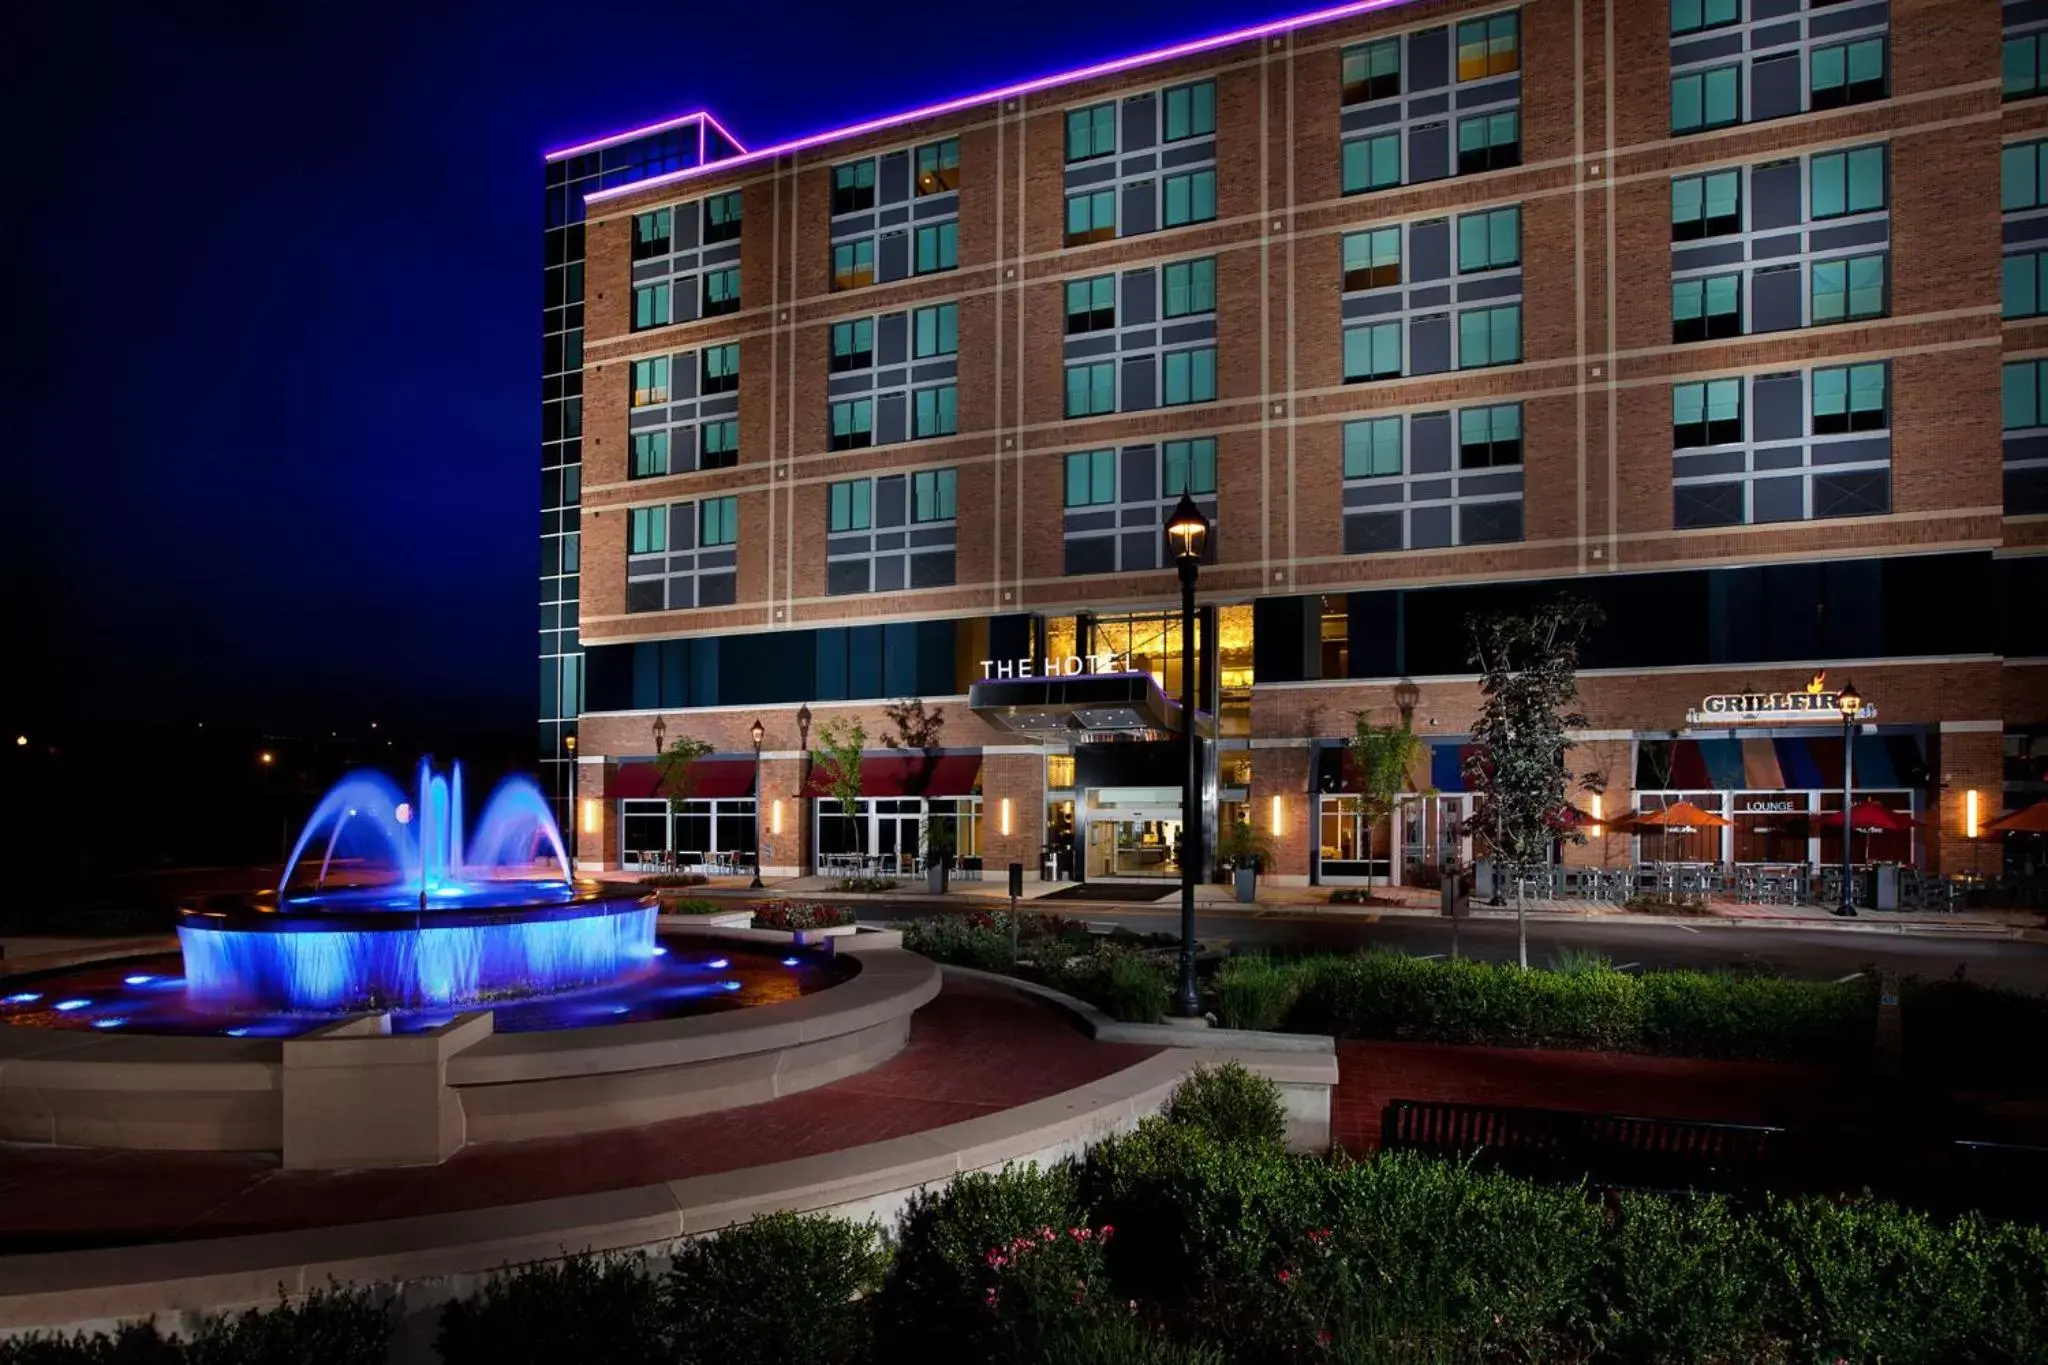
<box><xmin>1685</xmin><ymin>674</ymin><xmax>1877</xmax><ymax>726</ymax></box>
<box><xmin>979</xmin><ymin>652</ymin><xmax>1129</xmax><ymax>680</ymax></box>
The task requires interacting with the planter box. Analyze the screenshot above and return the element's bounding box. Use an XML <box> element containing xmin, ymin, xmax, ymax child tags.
<box><xmin>1234</xmin><ymin>867</ymin><xmax>1259</xmax><ymax>903</ymax></box>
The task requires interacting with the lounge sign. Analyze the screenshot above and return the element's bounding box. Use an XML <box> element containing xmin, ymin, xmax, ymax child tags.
<box><xmin>1684</xmin><ymin>672</ymin><xmax>1878</xmax><ymax>726</ymax></box>
<box><xmin>979</xmin><ymin>652</ymin><xmax>1129</xmax><ymax>680</ymax></box>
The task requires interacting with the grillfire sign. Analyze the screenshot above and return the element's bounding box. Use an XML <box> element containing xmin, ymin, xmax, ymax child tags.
<box><xmin>1684</xmin><ymin>671</ymin><xmax>1878</xmax><ymax>726</ymax></box>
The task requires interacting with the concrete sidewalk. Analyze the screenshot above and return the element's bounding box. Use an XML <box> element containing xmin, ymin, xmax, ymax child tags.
<box><xmin>602</xmin><ymin>871</ymin><xmax>2043</xmax><ymax>941</ymax></box>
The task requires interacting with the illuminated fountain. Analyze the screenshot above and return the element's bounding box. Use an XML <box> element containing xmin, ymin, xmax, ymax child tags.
<box><xmin>176</xmin><ymin>760</ymin><xmax>654</xmax><ymax>1013</ymax></box>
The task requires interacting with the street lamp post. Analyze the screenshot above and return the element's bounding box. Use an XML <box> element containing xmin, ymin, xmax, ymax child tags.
<box><xmin>749</xmin><ymin>718</ymin><xmax>766</xmax><ymax>889</ymax></box>
<box><xmin>650</xmin><ymin>714</ymin><xmax>667</xmax><ymax>757</ymax></box>
<box><xmin>795</xmin><ymin>704</ymin><xmax>814</xmax><ymax>876</ymax></box>
<box><xmin>1834</xmin><ymin>678</ymin><xmax>1863</xmax><ymax>918</ymax></box>
<box><xmin>1166</xmin><ymin>492</ymin><xmax>1211</xmax><ymax>1019</ymax></box>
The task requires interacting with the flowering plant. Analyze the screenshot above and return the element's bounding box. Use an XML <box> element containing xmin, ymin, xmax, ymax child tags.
<box><xmin>749</xmin><ymin>902</ymin><xmax>857</xmax><ymax>931</ymax></box>
<box><xmin>977</xmin><ymin>1223</ymin><xmax>1128</xmax><ymax>1356</ymax></box>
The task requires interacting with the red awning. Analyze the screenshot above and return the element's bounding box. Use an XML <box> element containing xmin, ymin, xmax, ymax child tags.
<box><xmin>606</xmin><ymin>758</ymin><xmax>756</xmax><ymax>800</ymax></box>
<box><xmin>809</xmin><ymin>752</ymin><xmax>984</xmax><ymax>798</ymax></box>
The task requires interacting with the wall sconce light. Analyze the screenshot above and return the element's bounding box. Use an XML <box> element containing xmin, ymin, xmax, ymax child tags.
<box><xmin>1270</xmin><ymin>795</ymin><xmax>1284</xmax><ymax>836</ymax></box>
<box><xmin>579</xmin><ymin>799</ymin><xmax>599</xmax><ymax>836</ymax></box>
<box><xmin>1966</xmin><ymin>789</ymin><xmax>1979</xmax><ymax>840</ymax></box>
<box><xmin>1000</xmin><ymin>798</ymin><xmax>1013</xmax><ymax>836</ymax></box>
<box><xmin>772</xmin><ymin>799</ymin><xmax>784</xmax><ymax>836</ymax></box>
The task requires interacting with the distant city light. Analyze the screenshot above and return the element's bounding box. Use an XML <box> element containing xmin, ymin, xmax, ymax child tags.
<box><xmin>13</xmin><ymin>735</ymin><xmax>25</xmax><ymax>747</ymax></box>
<box><xmin>259</xmin><ymin>751</ymin><xmax>275</xmax><ymax>765</ymax></box>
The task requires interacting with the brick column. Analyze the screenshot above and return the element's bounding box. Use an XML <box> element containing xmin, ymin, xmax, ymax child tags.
<box><xmin>1253</xmin><ymin>746</ymin><xmax>1313</xmax><ymax>887</ymax></box>
<box><xmin>1934</xmin><ymin>726</ymin><xmax>2005</xmax><ymax>878</ymax></box>
<box><xmin>757</xmin><ymin>756</ymin><xmax>807</xmax><ymax>877</ymax></box>
<box><xmin>573</xmin><ymin>760</ymin><xmax>616</xmax><ymax>873</ymax></box>
<box><xmin>981</xmin><ymin>752</ymin><xmax>1045</xmax><ymax>883</ymax></box>
<box><xmin>1563</xmin><ymin>738</ymin><xmax>1635</xmax><ymax>870</ymax></box>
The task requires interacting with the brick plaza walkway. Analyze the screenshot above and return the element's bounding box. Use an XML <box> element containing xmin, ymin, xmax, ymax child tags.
<box><xmin>0</xmin><ymin>978</ymin><xmax>1157</xmax><ymax>1254</ymax></box>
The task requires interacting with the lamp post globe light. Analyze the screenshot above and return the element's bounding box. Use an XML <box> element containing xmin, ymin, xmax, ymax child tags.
<box><xmin>749</xmin><ymin>718</ymin><xmax>767</xmax><ymax>889</ymax></box>
<box><xmin>651</xmin><ymin>714</ymin><xmax>668</xmax><ymax>756</ymax></box>
<box><xmin>795</xmin><ymin>704</ymin><xmax>814</xmax><ymax>875</ymax></box>
<box><xmin>1166</xmin><ymin>491</ymin><xmax>1210</xmax><ymax>1019</ymax></box>
<box><xmin>1834</xmin><ymin>678</ymin><xmax>1863</xmax><ymax>918</ymax></box>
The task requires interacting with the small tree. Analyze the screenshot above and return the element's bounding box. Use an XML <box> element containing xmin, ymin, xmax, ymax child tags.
<box><xmin>1464</xmin><ymin>597</ymin><xmax>1605</xmax><ymax>969</ymax></box>
<box><xmin>1350</xmin><ymin>712</ymin><xmax>1427</xmax><ymax>888</ymax></box>
<box><xmin>653</xmin><ymin>735</ymin><xmax>716</xmax><ymax>818</ymax></box>
<box><xmin>812</xmin><ymin>718</ymin><xmax>868</xmax><ymax>855</ymax></box>
<box><xmin>882</xmin><ymin>697</ymin><xmax>945</xmax><ymax>801</ymax></box>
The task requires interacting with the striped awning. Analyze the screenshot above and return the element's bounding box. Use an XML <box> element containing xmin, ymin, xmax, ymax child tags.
<box><xmin>1641</xmin><ymin>734</ymin><xmax>1924</xmax><ymax>792</ymax></box>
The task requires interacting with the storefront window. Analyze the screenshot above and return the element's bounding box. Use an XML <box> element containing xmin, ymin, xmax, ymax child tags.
<box><xmin>1045</xmin><ymin>616</ymin><xmax>1079</xmax><ymax>669</ymax></box>
<box><xmin>1319</xmin><ymin>795</ymin><xmax>1391</xmax><ymax>879</ymax></box>
<box><xmin>1090</xmin><ymin>612</ymin><xmax>1194</xmax><ymax>698</ymax></box>
<box><xmin>1219</xmin><ymin>750</ymin><xmax>1252</xmax><ymax>790</ymax></box>
<box><xmin>1217</xmin><ymin>604</ymin><xmax>1254</xmax><ymax>736</ymax></box>
<box><xmin>1634</xmin><ymin>792</ymin><xmax>1724</xmax><ymax>863</ymax></box>
<box><xmin>1047</xmin><ymin>753</ymin><xmax>1075</xmax><ymax>790</ymax></box>
<box><xmin>617</xmin><ymin>797</ymin><xmax>756</xmax><ymax>869</ymax></box>
<box><xmin>813</xmin><ymin>797</ymin><xmax>981</xmax><ymax>868</ymax></box>
<box><xmin>1732</xmin><ymin>793</ymin><xmax>1809</xmax><ymax>865</ymax></box>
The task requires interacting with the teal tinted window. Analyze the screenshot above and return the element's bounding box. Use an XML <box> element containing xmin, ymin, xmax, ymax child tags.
<box><xmin>1671</xmin><ymin>0</ymin><xmax>1738</xmax><ymax>36</ymax></box>
<box><xmin>1163</xmin><ymin>170</ymin><xmax>1216</xmax><ymax>227</ymax></box>
<box><xmin>1341</xmin><ymin>39</ymin><xmax>1401</xmax><ymax>104</ymax></box>
<box><xmin>1065</xmin><ymin>190</ymin><xmax>1116</xmax><ymax>243</ymax></box>
<box><xmin>913</xmin><ymin>469</ymin><xmax>957</xmax><ymax>522</ymax></box>
<box><xmin>2006</xmin><ymin>250</ymin><xmax>2048</xmax><ymax>319</ymax></box>
<box><xmin>629</xmin><ymin>506</ymin><xmax>666</xmax><ymax>555</ymax></box>
<box><xmin>703</xmin><ymin>344</ymin><xmax>738</xmax><ymax>385</ymax></box>
<box><xmin>1066</xmin><ymin>275</ymin><xmax>1116</xmax><ymax>332</ymax></box>
<box><xmin>1342</xmin><ymin>418</ymin><xmax>1402</xmax><ymax>478</ymax></box>
<box><xmin>1065</xmin><ymin>362</ymin><xmax>1116</xmax><ymax>416</ymax></box>
<box><xmin>1673</xmin><ymin>379</ymin><xmax>1742</xmax><ymax>447</ymax></box>
<box><xmin>1811</xmin><ymin>363</ymin><xmax>1887</xmax><ymax>432</ymax></box>
<box><xmin>2004</xmin><ymin>361</ymin><xmax>2048</xmax><ymax>431</ymax></box>
<box><xmin>914</xmin><ymin>139</ymin><xmax>959</xmax><ymax>195</ymax></box>
<box><xmin>1163</xmin><ymin>438</ymin><xmax>1216</xmax><ymax>496</ymax></box>
<box><xmin>2005</xmin><ymin>141</ymin><xmax>2048</xmax><ymax>212</ymax></box>
<box><xmin>913</xmin><ymin>385</ymin><xmax>957</xmax><ymax>438</ymax></box>
<box><xmin>913</xmin><ymin>303</ymin><xmax>958</xmax><ymax>357</ymax></box>
<box><xmin>699</xmin><ymin>496</ymin><xmax>737</xmax><ymax>547</ymax></box>
<box><xmin>829</xmin><ymin>480</ymin><xmax>872</xmax><ymax>532</ymax></box>
<box><xmin>633</xmin><ymin>282</ymin><xmax>670</xmax><ymax>331</ymax></box>
<box><xmin>1162</xmin><ymin>348</ymin><xmax>1217</xmax><ymax>405</ymax></box>
<box><xmin>1457</xmin><ymin>304</ymin><xmax>1522</xmax><ymax>369</ymax></box>
<box><xmin>1343</xmin><ymin>323</ymin><xmax>1401</xmax><ymax>381</ymax></box>
<box><xmin>633</xmin><ymin>208</ymin><xmax>672</xmax><ymax>259</ymax></box>
<box><xmin>1671</xmin><ymin>170</ymin><xmax>1741</xmax><ymax>239</ymax></box>
<box><xmin>632</xmin><ymin>431</ymin><xmax>669</xmax><ymax>478</ymax></box>
<box><xmin>700</xmin><ymin>419</ymin><xmax>738</xmax><ymax>463</ymax></box>
<box><xmin>1163</xmin><ymin>259</ymin><xmax>1216</xmax><ymax>316</ymax></box>
<box><xmin>703</xmin><ymin>267</ymin><xmax>739</xmax><ymax>313</ymax></box>
<box><xmin>1343</xmin><ymin>228</ymin><xmax>1401</xmax><ymax>290</ymax></box>
<box><xmin>1065</xmin><ymin>449</ymin><xmax>1116</xmax><ymax>506</ymax></box>
<box><xmin>831</xmin><ymin>239</ymin><xmax>874</xmax><ymax>290</ymax></box>
<box><xmin>1342</xmin><ymin>133</ymin><xmax>1401</xmax><ymax>194</ymax></box>
<box><xmin>1458</xmin><ymin>404</ymin><xmax>1522</xmax><ymax>466</ymax></box>
<box><xmin>1810</xmin><ymin>37</ymin><xmax>1885</xmax><ymax>107</ymax></box>
<box><xmin>914</xmin><ymin>221</ymin><xmax>958</xmax><ymax>274</ymax></box>
<box><xmin>2008</xmin><ymin>35</ymin><xmax>2047</xmax><ymax>101</ymax></box>
<box><xmin>1672</xmin><ymin>65</ymin><xmax>1740</xmax><ymax>133</ymax></box>
<box><xmin>832</xmin><ymin>318</ymin><xmax>874</xmax><ymax>369</ymax></box>
<box><xmin>1456</xmin><ymin>207</ymin><xmax>1520</xmax><ymax>272</ymax></box>
<box><xmin>829</xmin><ymin>398</ymin><xmax>873</xmax><ymax>447</ymax></box>
<box><xmin>1810</xmin><ymin>254</ymin><xmax>1886</xmax><ymax>324</ymax></box>
<box><xmin>1163</xmin><ymin>81</ymin><xmax>1215</xmax><ymax>141</ymax></box>
<box><xmin>1066</xmin><ymin>103</ymin><xmax>1115</xmax><ymax>162</ymax></box>
<box><xmin>1809</xmin><ymin>146</ymin><xmax>1885</xmax><ymax>220</ymax></box>
<box><xmin>631</xmin><ymin>357</ymin><xmax>669</xmax><ymax>406</ymax></box>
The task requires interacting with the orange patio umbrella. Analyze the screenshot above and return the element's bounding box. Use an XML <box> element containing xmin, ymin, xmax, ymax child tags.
<box><xmin>1985</xmin><ymin>799</ymin><xmax>2048</xmax><ymax>835</ymax></box>
<box><xmin>1632</xmin><ymin>799</ymin><xmax>1730</xmax><ymax>865</ymax></box>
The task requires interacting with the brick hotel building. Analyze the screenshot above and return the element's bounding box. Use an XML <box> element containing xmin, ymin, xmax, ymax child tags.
<box><xmin>537</xmin><ymin>0</ymin><xmax>2048</xmax><ymax>889</ymax></box>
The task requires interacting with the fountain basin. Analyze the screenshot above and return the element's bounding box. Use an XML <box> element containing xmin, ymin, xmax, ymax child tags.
<box><xmin>177</xmin><ymin>888</ymin><xmax>656</xmax><ymax>1012</ymax></box>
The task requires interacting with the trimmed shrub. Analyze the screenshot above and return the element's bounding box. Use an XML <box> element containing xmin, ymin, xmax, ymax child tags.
<box><xmin>667</xmin><ymin>1212</ymin><xmax>888</xmax><ymax>1365</ymax></box>
<box><xmin>184</xmin><ymin>1286</ymin><xmax>390</xmax><ymax>1365</ymax></box>
<box><xmin>1100</xmin><ymin>953</ymin><xmax>1170</xmax><ymax>1023</ymax></box>
<box><xmin>1208</xmin><ymin>955</ymin><xmax>1300</xmax><ymax>1032</ymax></box>
<box><xmin>1594</xmin><ymin>1193</ymin><xmax>1777</xmax><ymax>1363</ymax></box>
<box><xmin>833</xmin><ymin>877</ymin><xmax>898</xmax><ymax>894</ymax></box>
<box><xmin>660</xmin><ymin>898</ymin><xmax>724</xmax><ymax>915</ymax></box>
<box><xmin>750</xmin><ymin>901</ymin><xmax>857</xmax><ymax>931</ymax></box>
<box><xmin>1902</xmin><ymin>977</ymin><xmax>2048</xmax><ymax>1089</ymax></box>
<box><xmin>0</xmin><ymin>1325</ymin><xmax>180</xmax><ymax>1365</ymax></box>
<box><xmin>436</xmin><ymin>1253</ymin><xmax>664</xmax><ymax>1365</ymax></box>
<box><xmin>640</xmin><ymin>873</ymin><xmax>710</xmax><ymax>888</ymax></box>
<box><xmin>1636</xmin><ymin>970</ymin><xmax>1871</xmax><ymax>1063</ymax></box>
<box><xmin>879</xmin><ymin>1162</ymin><xmax>1083</xmax><ymax>1353</ymax></box>
<box><xmin>1163</xmin><ymin>1063</ymin><xmax>1287</xmax><ymax>1152</ymax></box>
<box><xmin>901</xmin><ymin>913</ymin><xmax>1015</xmax><ymax>970</ymax></box>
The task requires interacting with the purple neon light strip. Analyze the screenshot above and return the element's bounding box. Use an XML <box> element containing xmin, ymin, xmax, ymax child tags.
<box><xmin>578</xmin><ymin>0</ymin><xmax>1418</xmax><ymax>203</ymax></box>
<box><xmin>545</xmin><ymin>109</ymin><xmax>752</xmax><ymax>164</ymax></box>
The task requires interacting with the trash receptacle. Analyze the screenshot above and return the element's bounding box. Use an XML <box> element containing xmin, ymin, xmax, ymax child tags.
<box><xmin>1874</xmin><ymin>864</ymin><xmax>1899</xmax><ymax>911</ymax></box>
<box><xmin>1440</xmin><ymin>864</ymin><xmax>1469</xmax><ymax>919</ymax></box>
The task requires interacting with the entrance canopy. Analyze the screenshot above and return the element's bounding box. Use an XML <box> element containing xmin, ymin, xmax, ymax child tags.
<box><xmin>607</xmin><ymin>757</ymin><xmax>756</xmax><ymax>800</ymax></box>
<box><xmin>968</xmin><ymin>672</ymin><xmax>1207</xmax><ymax>740</ymax></box>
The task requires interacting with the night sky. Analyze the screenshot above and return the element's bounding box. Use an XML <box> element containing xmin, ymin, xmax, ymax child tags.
<box><xmin>9</xmin><ymin>0</ymin><xmax>1271</xmax><ymax>745</ymax></box>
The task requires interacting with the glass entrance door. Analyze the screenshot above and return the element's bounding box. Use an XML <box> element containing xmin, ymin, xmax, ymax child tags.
<box><xmin>1080</xmin><ymin>787</ymin><xmax>1185</xmax><ymax>879</ymax></box>
<box><xmin>871</xmin><ymin>800</ymin><xmax>922</xmax><ymax>874</ymax></box>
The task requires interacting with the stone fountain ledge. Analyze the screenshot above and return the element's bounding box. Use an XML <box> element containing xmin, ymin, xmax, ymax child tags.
<box><xmin>0</xmin><ymin>931</ymin><xmax>935</xmax><ymax>1166</ymax></box>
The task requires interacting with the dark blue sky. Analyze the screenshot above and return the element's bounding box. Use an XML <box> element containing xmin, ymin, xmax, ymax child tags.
<box><xmin>10</xmin><ymin>0</ymin><xmax>1271</xmax><ymax>743</ymax></box>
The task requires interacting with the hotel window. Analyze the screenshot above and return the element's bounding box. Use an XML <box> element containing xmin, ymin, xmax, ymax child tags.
<box><xmin>1064</xmin><ymin>449</ymin><xmax>1117</xmax><ymax>506</ymax></box>
<box><xmin>1341</xmin><ymin>38</ymin><xmax>1400</xmax><ymax>104</ymax></box>
<box><xmin>1456</xmin><ymin>206</ymin><xmax>1520</xmax><ymax>273</ymax></box>
<box><xmin>2009</xmin><ymin>33</ymin><xmax>2048</xmax><ymax>100</ymax></box>
<box><xmin>1672</xmin><ymin>65</ymin><xmax>1741</xmax><ymax>133</ymax></box>
<box><xmin>631</xmin><ymin>357</ymin><xmax>669</xmax><ymax>407</ymax></box>
<box><xmin>2007</xmin><ymin>251</ymin><xmax>2048</xmax><ymax>319</ymax></box>
<box><xmin>1163</xmin><ymin>81</ymin><xmax>1216</xmax><ymax>141</ymax></box>
<box><xmin>703</xmin><ymin>191</ymin><xmax>742</xmax><ymax>244</ymax></box>
<box><xmin>633</xmin><ymin>431</ymin><xmax>670</xmax><ymax>479</ymax></box>
<box><xmin>1065</xmin><ymin>361</ymin><xmax>1116</xmax><ymax>416</ymax></box>
<box><xmin>1457</xmin><ymin>304</ymin><xmax>1521</xmax><ymax>369</ymax></box>
<box><xmin>912</xmin><ymin>468</ymin><xmax>957</xmax><ymax>522</ymax></box>
<box><xmin>1456</xmin><ymin>14</ymin><xmax>1519</xmax><ymax>80</ymax></box>
<box><xmin>913</xmin><ymin>385</ymin><xmax>958</xmax><ymax>438</ymax></box>
<box><xmin>832</xmin><ymin>160</ymin><xmax>877</xmax><ymax>215</ymax></box>
<box><xmin>2004</xmin><ymin>139</ymin><xmax>2048</xmax><ymax>211</ymax></box>
<box><xmin>629</xmin><ymin>506</ymin><xmax>666</xmax><ymax>554</ymax></box>
<box><xmin>1066</xmin><ymin>189</ymin><xmax>1116</xmax><ymax>246</ymax></box>
<box><xmin>1811</xmin><ymin>363</ymin><xmax>1887</xmax><ymax>434</ymax></box>
<box><xmin>1047</xmin><ymin>754</ymin><xmax>1076</xmax><ymax>790</ymax></box>
<box><xmin>701</xmin><ymin>343</ymin><xmax>739</xmax><ymax>394</ymax></box>
<box><xmin>2004</xmin><ymin>360</ymin><xmax>2048</xmax><ymax>430</ymax></box>
<box><xmin>1674</xmin><ymin>379</ymin><xmax>1743</xmax><ymax>448</ymax></box>
<box><xmin>831</xmin><ymin>318</ymin><xmax>874</xmax><ymax>372</ymax></box>
<box><xmin>702</xmin><ymin>267</ymin><xmax>740</xmax><ymax>317</ymax></box>
<box><xmin>1810</xmin><ymin>253</ymin><xmax>1886</xmax><ymax>324</ymax></box>
<box><xmin>1163</xmin><ymin>437</ymin><xmax>1217</xmax><ymax>496</ymax></box>
<box><xmin>1066</xmin><ymin>102</ymin><xmax>1116</xmax><ymax>162</ymax></box>
<box><xmin>633</xmin><ymin>281</ymin><xmax>671</xmax><ymax>331</ymax></box>
<box><xmin>1162</xmin><ymin>348</ymin><xmax>1217</xmax><ymax>406</ymax></box>
<box><xmin>1671</xmin><ymin>0</ymin><xmax>1737</xmax><ymax>36</ymax></box>
<box><xmin>1342</xmin><ymin>133</ymin><xmax>1401</xmax><ymax>195</ymax></box>
<box><xmin>699</xmin><ymin>495</ymin><xmax>738</xmax><ymax>547</ymax></box>
<box><xmin>1343</xmin><ymin>418</ymin><xmax>1402</xmax><ymax>479</ymax></box>
<box><xmin>1673</xmin><ymin>274</ymin><xmax>1741</xmax><ymax>342</ymax></box>
<box><xmin>1459</xmin><ymin>404</ymin><xmax>1523</xmax><ymax>467</ymax></box>
<box><xmin>1809</xmin><ymin>147</ymin><xmax>1885</xmax><ymax>220</ymax></box>
<box><xmin>1067</xmin><ymin>275</ymin><xmax>1116</xmax><ymax>333</ymax></box>
<box><xmin>829</xmin><ymin>398</ymin><xmax>874</xmax><ymax>451</ymax></box>
<box><xmin>914</xmin><ymin>221</ymin><xmax>958</xmax><ymax>275</ymax></box>
<box><xmin>1809</xmin><ymin>37</ymin><xmax>1885</xmax><ymax>111</ymax></box>
<box><xmin>700</xmin><ymin>419</ymin><xmax>739</xmax><ymax>469</ymax></box>
<box><xmin>1343</xmin><ymin>322</ymin><xmax>1402</xmax><ymax>381</ymax></box>
<box><xmin>829</xmin><ymin>479</ymin><xmax>873</xmax><ymax>532</ymax></box>
<box><xmin>1163</xmin><ymin>258</ymin><xmax>1216</xmax><ymax>317</ymax></box>
<box><xmin>1456</xmin><ymin>111</ymin><xmax>1520</xmax><ymax>175</ymax></box>
<box><xmin>1162</xmin><ymin>169</ymin><xmax>1217</xmax><ymax>228</ymax></box>
<box><xmin>1672</xmin><ymin>170</ymin><xmax>1741</xmax><ymax>241</ymax></box>
<box><xmin>633</xmin><ymin>208</ymin><xmax>672</xmax><ymax>261</ymax></box>
<box><xmin>914</xmin><ymin>303</ymin><xmax>958</xmax><ymax>357</ymax></box>
<box><xmin>915</xmin><ymin>138</ymin><xmax>960</xmax><ymax>195</ymax></box>
<box><xmin>562</xmin><ymin>533</ymin><xmax>579</xmax><ymax>573</ymax></box>
<box><xmin>1343</xmin><ymin>228</ymin><xmax>1401</xmax><ymax>291</ymax></box>
<box><xmin>833</xmin><ymin>239</ymin><xmax>874</xmax><ymax>291</ymax></box>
